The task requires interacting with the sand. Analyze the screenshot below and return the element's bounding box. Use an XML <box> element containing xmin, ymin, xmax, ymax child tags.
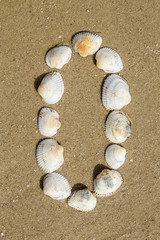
<box><xmin>0</xmin><ymin>0</ymin><xmax>160</xmax><ymax>239</ymax></box>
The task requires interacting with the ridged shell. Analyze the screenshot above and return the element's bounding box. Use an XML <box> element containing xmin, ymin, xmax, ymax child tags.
<box><xmin>93</xmin><ymin>169</ymin><xmax>123</xmax><ymax>197</ymax></box>
<box><xmin>36</xmin><ymin>139</ymin><xmax>64</xmax><ymax>173</ymax></box>
<box><xmin>105</xmin><ymin>144</ymin><xmax>126</xmax><ymax>169</ymax></box>
<box><xmin>43</xmin><ymin>173</ymin><xmax>71</xmax><ymax>200</ymax></box>
<box><xmin>45</xmin><ymin>46</ymin><xmax>72</xmax><ymax>69</ymax></box>
<box><xmin>38</xmin><ymin>72</ymin><xmax>64</xmax><ymax>104</ymax></box>
<box><xmin>95</xmin><ymin>47</ymin><xmax>123</xmax><ymax>73</ymax></box>
<box><xmin>102</xmin><ymin>74</ymin><xmax>131</xmax><ymax>110</ymax></box>
<box><xmin>72</xmin><ymin>32</ymin><xmax>102</xmax><ymax>57</ymax></box>
<box><xmin>106</xmin><ymin>111</ymin><xmax>132</xmax><ymax>143</ymax></box>
<box><xmin>68</xmin><ymin>188</ymin><xmax>97</xmax><ymax>212</ymax></box>
<box><xmin>38</xmin><ymin>107</ymin><xmax>61</xmax><ymax>137</ymax></box>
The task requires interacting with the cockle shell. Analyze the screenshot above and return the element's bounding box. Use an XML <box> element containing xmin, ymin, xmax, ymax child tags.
<box><xmin>43</xmin><ymin>173</ymin><xmax>71</xmax><ymax>200</ymax></box>
<box><xmin>102</xmin><ymin>74</ymin><xmax>131</xmax><ymax>110</ymax></box>
<box><xmin>72</xmin><ymin>32</ymin><xmax>102</xmax><ymax>57</ymax></box>
<box><xmin>105</xmin><ymin>144</ymin><xmax>126</xmax><ymax>169</ymax></box>
<box><xmin>38</xmin><ymin>107</ymin><xmax>61</xmax><ymax>137</ymax></box>
<box><xmin>106</xmin><ymin>111</ymin><xmax>132</xmax><ymax>143</ymax></box>
<box><xmin>45</xmin><ymin>46</ymin><xmax>72</xmax><ymax>69</ymax></box>
<box><xmin>68</xmin><ymin>188</ymin><xmax>97</xmax><ymax>212</ymax></box>
<box><xmin>38</xmin><ymin>72</ymin><xmax>64</xmax><ymax>104</ymax></box>
<box><xmin>36</xmin><ymin>139</ymin><xmax>64</xmax><ymax>173</ymax></box>
<box><xmin>95</xmin><ymin>47</ymin><xmax>123</xmax><ymax>73</ymax></box>
<box><xmin>93</xmin><ymin>169</ymin><xmax>123</xmax><ymax>197</ymax></box>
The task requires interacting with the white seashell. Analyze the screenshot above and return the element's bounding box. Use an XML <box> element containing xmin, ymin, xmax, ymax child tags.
<box><xmin>38</xmin><ymin>72</ymin><xmax>64</xmax><ymax>104</ymax></box>
<box><xmin>72</xmin><ymin>32</ymin><xmax>102</xmax><ymax>57</ymax></box>
<box><xmin>36</xmin><ymin>139</ymin><xmax>64</xmax><ymax>173</ymax></box>
<box><xmin>106</xmin><ymin>111</ymin><xmax>132</xmax><ymax>143</ymax></box>
<box><xmin>38</xmin><ymin>107</ymin><xmax>61</xmax><ymax>137</ymax></box>
<box><xmin>43</xmin><ymin>173</ymin><xmax>71</xmax><ymax>200</ymax></box>
<box><xmin>93</xmin><ymin>169</ymin><xmax>123</xmax><ymax>197</ymax></box>
<box><xmin>68</xmin><ymin>188</ymin><xmax>97</xmax><ymax>212</ymax></box>
<box><xmin>105</xmin><ymin>144</ymin><xmax>126</xmax><ymax>169</ymax></box>
<box><xmin>45</xmin><ymin>46</ymin><xmax>72</xmax><ymax>69</ymax></box>
<box><xmin>102</xmin><ymin>74</ymin><xmax>131</xmax><ymax>110</ymax></box>
<box><xmin>95</xmin><ymin>47</ymin><xmax>123</xmax><ymax>73</ymax></box>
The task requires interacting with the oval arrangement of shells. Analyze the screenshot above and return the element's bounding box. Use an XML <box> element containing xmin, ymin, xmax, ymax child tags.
<box><xmin>35</xmin><ymin>31</ymin><xmax>132</xmax><ymax>212</ymax></box>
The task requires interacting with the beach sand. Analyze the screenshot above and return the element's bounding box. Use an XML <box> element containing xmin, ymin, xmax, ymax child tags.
<box><xmin>0</xmin><ymin>0</ymin><xmax>159</xmax><ymax>239</ymax></box>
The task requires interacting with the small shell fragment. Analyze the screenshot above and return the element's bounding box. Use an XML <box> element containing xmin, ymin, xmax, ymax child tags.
<box><xmin>102</xmin><ymin>74</ymin><xmax>131</xmax><ymax>110</ymax></box>
<box><xmin>45</xmin><ymin>46</ymin><xmax>72</xmax><ymax>69</ymax></box>
<box><xmin>72</xmin><ymin>32</ymin><xmax>102</xmax><ymax>57</ymax></box>
<box><xmin>105</xmin><ymin>144</ymin><xmax>126</xmax><ymax>169</ymax></box>
<box><xmin>43</xmin><ymin>173</ymin><xmax>71</xmax><ymax>200</ymax></box>
<box><xmin>106</xmin><ymin>111</ymin><xmax>132</xmax><ymax>143</ymax></box>
<box><xmin>68</xmin><ymin>188</ymin><xmax>97</xmax><ymax>212</ymax></box>
<box><xmin>38</xmin><ymin>72</ymin><xmax>64</xmax><ymax>104</ymax></box>
<box><xmin>36</xmin><ymin>139</ymin><xmax>64</xmax><ymax>173</ymax></box>
<box><xmin>95</xmin><ymin>47</ymin><xmax>123</xmax><ymax>73</ymax></box>
<box><xmin>38</xmin><ymin>107</ymin><xmax>61</xmax><ymax>137</ymax></box>
<box><xmin>93</xmin><ymin>169</ymin><xmax>123</xmax><ymax>197</ymax></box>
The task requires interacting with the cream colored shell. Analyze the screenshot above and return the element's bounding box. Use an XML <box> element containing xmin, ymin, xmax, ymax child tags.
<box><xmin>93</xmin><ymin>169</ymin><xmax>123</xmax><ymax>197</ymax></box>
<box><xmin>106</xmin><ymin>111</ymin><xmax>132</xmax><ymax>143</ymax></box>
<box><xmin>72</xmin><ymin>32</ymin><xmax>102</xmax><ymax>57</ymax></box>
<box><xmin>105</xmin><ymin>144</ymin><xmax>126</xmax><ymax>169</ymax></box>
<box><xmin>36</xmin><ymin>139</ymin><xmax>64</xmax><ymax>173</ymax></box>
<box><xmin>45</xmin><ymin>46</ymin><xmax>72</xmax><ymax>69</ymax></box>
<box><xmin>102</xmin><ymin>74</ymin><xmax>131</xmax><ymax>110</ymax></box>
<box><xmin>43</xmin><ymin>173</ymin><xmax>71</xmax><ymax>200</ymax></box>
<box><xmin>95</xmin><ymin>47</ymin><xmax>123</xmax><ymax>73</ymax></box>
<box><xmin>38</xmin><ymin>72</ymin><xmax>64</xmax><ymax>104</ymax></box>
<box><xmin>68</xmin><ymin>188</ymin><xmax>97</xmax><ymax>212</ymax></box>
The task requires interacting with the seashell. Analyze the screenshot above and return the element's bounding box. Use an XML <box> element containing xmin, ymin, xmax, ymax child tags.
<box><xmin>38</xmin><ymin>107</ymin><xmax>61</xmax><ymax>137</ymax></box>
<box><xmin>105</xmin><ymin>144</ymin><xmax>126</xmax><ymax>169</ymax></box>
<box><xmin>106</xmin><ymin>110</ymin><xmax>132</xmax><ymax>143</ymax></box>
<box><xmin>68</xmin><ymin>188</ymin><xmax>97</xmax><ymax>212</ymax></box>
<box><xmin>36</xmin><ymin>139</ymin><xmax>64</xmax><ymax>173</ymax></box>
<box><xmin>93</xmin><ymin>169</ymin><xmax>123</xmax><ymax>197</ymax></box>
<box><xmin>102</xmin><ymin>74</ymin><xmax>131</xmax><ymax>110</ymax></box>
<box><xmin>45</xmin><ymin>46</ymin><xmax>72</xmax><ymax>69</ymax></box>
<box><xmin>95</xmin><ymin>47</ymin><xmax>123</xmax><ymax>73</ymax></box>
<box><xmin>38</xmin><ymin>72</ymin><xmax>64</xmax><ymax>104</ymax></box>
<box><xmin>72</xmin><ymin>32</ymin><xmax>102</xmax><ymax>57</ymax></box>
<box><xmin>43</xmin><ymin>173</ymin><xmax>71</xmax><ymax>200</ymax></box>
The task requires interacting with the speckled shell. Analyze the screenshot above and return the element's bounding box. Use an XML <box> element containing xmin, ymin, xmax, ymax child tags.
<box><xmin>38</xmin><ymin>107</ymin><xmax>61</xmax><ymax>137</ymax></box>
<box><xmin>105</xmin><ymin>144</ymin><xmax>126</xmax><ymax>169</ymax></box>
<box><xmin>43</xmin><ymin>173</ymin><xmax>71</xmax><ymax>200</ymax></box>
<box><xmin>68</xmin><ymin>188</ymin><xmax>97</xmax><ymax>212</ymax></box>
<box><xmin>102</xmin><ymin>74</ymin><xmax>131</xmax><ymax>110</ymax></box>
<box><xmin>45</xmin><ymin>46</ymin><xmax>72</xmax><ymax>69</ymax></box>
<box><xmin>72</xmin><ymin>32</ymin><xmax>102</xmax><ymax>57</ymax></box>
<box><xmin>95</xmin><ymin>47</ymin><xmax>123</xmax><ymax>73</ymax></box>
<box><xmin>106</xmin><ymin>111</ymin><xmax>132</xmax><ymax>143</ymax></box>
<box><xmin>93</xmin><ymin>169</ymin><xmax>123</xmax><ymax>197</ymax></box>
<box><xmin>38</xmin><ymin>72</ymin><xmax>64</xmax><ymax>104</ymax></box>
<box><xmin>36</xmin><ymin>139</ymin><xmax>64</xmax><ymax>173</ymax></box>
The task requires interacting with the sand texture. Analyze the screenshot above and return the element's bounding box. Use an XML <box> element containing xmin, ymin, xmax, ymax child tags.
<box><xmin>0</xmin><ymin>0</ymin><xmax>160</xmax><ymax>239</ymax></box>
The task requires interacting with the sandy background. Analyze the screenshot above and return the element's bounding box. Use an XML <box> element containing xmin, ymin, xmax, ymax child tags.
<box><xmin>0</xmin><ymin>0</ymin><xmax>160</xmax><ymax>239</ymax></box>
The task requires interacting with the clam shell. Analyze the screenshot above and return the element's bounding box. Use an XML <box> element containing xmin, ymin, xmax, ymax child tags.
<box><xmin>43</xmin><ymin>173</ymin><xmax>71</xmax><ymax>200</ymax></box>
<box><xmin>38</xmin><ymin>72</ymin><xmax>64</xmax><ymax>104</ymax></box>
<box><xmin>102</xmin><ymin>74</ymin><xmax>131</xmax><ymax>110</ymax></box>
<box><xmin>106</xmin><ymin>111</ymin><xmax>132</xmax><ymax>143</ymax></box>
<box><xmin>105</xmin><ymin>144</ymin><xmax>126</xmax><ymax>169</ymax></box>
<box><xmin>45</xmin><ymin>46</ymin><xmax>72</xmax><ymax>69</ymax></box>
<box><xmin>72</xmin><ymin>32</ymin><xmax>102</xmax><ymax>57</ymax></box>
<box><xmin>36</xmin><ymin>139</ymin><xmax>64</xmax><ymax>173</ymax></box>
<box><xmin>38</xmin><ymin>107</ymin><xmax>61</xmax><ymax>137</ymax></box>
<box><xmin>93</xmin><ymin>169</ymin><xmax>123</xmax><ymax>197</ymax></box>
<box><xmin>68</xmin><ymin>188</ymin><xmax>97</xmax><ymax>212</ymax></box>
<box><xmin>95</xmin><ymin>47</ymin><xmax>123</xmax><ymax>73</ymax></box>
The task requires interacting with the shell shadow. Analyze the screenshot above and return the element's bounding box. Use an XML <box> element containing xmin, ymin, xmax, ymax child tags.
<box><xmin>39</xmin><ymin>173</ymin><xmax>48</xmax><ymax>190</ymax></box>
<box><xmin>71</xmin><ymin>183</ymin><xmax>87</xmax><ymax>194</ymax></box>
<box><xmin>34</xmin><ymin>73</ymin><xmax>46</xmax><ymax>91</ymax></box>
